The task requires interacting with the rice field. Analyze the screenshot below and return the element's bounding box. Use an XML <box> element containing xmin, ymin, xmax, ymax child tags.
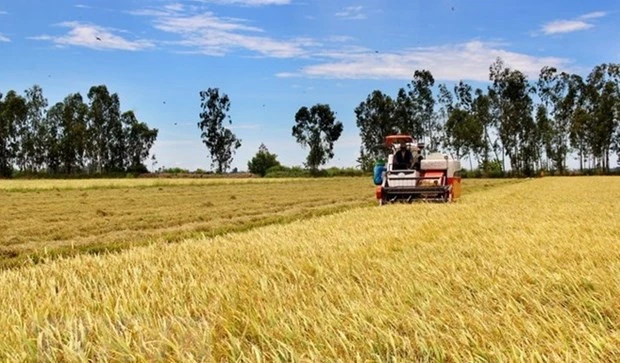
<box><xmin>0</xmin><ymin>177</ymin><xmax>510</xmax><ymax>269</ymax></box>
<box><xmin>0</xmin><ymin>176</ymin><xmax>306</xmax><ymax>192</ymax></box>
<box><xmin>0</xmin><ymin>176</ymin><xmax>618</xmax><ymax>361</ymax></box>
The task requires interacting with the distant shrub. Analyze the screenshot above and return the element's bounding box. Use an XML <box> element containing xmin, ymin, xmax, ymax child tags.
<box><xmin>265</xmin><ymin>165</ymin><xmax>311</xmax><ymax>178</ymax></box>
<box><xmin>264</xmin><ymin>165</ymin><xmax>368</xmax><ymax>178</ymax></box>
<box><xmin>326</xmin><ymin>167</ymin><xmax>367</xmax><ymax>177</ymax></box>
<box><xmin>161</xmin><ymin>167</ymin><xmax>190</xmax><ymax>174</ymax></box>
<box><xmin>248</xmin><ymin>144</ymin><xmax>281</xmax><ymax>177</ymax></box>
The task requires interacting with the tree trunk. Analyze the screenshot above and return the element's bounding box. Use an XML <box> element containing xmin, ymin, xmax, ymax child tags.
<box><xmin>605</xmin><ymin>148</ymin><xmax>610</xmax><ymax>172</ymax></box>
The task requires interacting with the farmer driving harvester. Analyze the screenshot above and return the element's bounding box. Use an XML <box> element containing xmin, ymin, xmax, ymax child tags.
<box><xmin>393</xmin><ymin>143</ymin><xmax>413</xmax><ymax>170</ymax></box>
<box><xmin>373</xmin><ymin>134</ymin><xmax>462</xmax><ymax>204</ymax></box>
<box><xmin>393</xmin><ymin>142</ymin><xmax>424</xmax><ymax>170</ymax></box>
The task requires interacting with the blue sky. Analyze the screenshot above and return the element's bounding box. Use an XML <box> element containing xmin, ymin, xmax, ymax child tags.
<box><xmin>1</xmin><ymin>0</ymin><xmax>618</xmax><ymax>171</ymax></box>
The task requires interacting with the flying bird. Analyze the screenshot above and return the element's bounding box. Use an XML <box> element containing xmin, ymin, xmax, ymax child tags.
<box><xmin>96</xmin><ymin>36</ymin><xmax>101</xmax><ymax>41</ymax></box>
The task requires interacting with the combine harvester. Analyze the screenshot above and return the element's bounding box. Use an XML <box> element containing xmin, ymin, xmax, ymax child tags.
<box><xmin>373</xmin><ymin>135</ymin><xmax>462</xmax><ymax>205</ymax></box>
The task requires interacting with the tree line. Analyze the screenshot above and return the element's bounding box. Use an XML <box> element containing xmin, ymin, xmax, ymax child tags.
<box><xmin>354</xmin><ymin>58</ymin><xmax>620</xmax><ymax>176</ymax></box>
<box><xmin>0</xmin><ymin>85</ymin><xmax>158</xmax><ymax>177</ymax></box>
<box><xmin>3</xmin><ymin>56</ymin><xmax>619</xmax><ymax>179</ymax></box>
<box><xmin>201</xmin><ymin>57</ymin><xmax>620</xmax><ymax>178</ymax></box>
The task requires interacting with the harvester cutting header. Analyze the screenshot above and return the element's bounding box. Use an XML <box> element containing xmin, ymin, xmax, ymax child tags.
<box><xmin>373</xmin><ymin>135</ymin><xmax>461</xmax><ymax>205</ymax></box>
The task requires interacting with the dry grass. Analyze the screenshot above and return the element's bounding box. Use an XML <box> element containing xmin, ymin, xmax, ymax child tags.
<box><xmin>0</xmin><ymin>177</ymin><xmax>508</xmax><ymax>269</ymax></box>
<box><xmin>0</xmin><ymin>178</ymin><xmax>372</xmax><ymax>268</ymax></box>
<box><xmin>0</xmin><ymin>176</ymin><xmax>617</xmax><ymax>361</ymax></box>
<box><xmin>0</xmin><ymin>176</ymin><xmax>306</xmax><ymax>192</ymax></box>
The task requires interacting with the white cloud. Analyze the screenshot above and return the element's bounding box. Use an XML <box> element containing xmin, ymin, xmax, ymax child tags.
<box><xmin>30</xmin><ymin>21</ymin><xmax>155</xmax><ymax>51</ymax></box>
<box><xmin>153</xmin><ymin>12</ymin><xmax>264</xmax><ymax>33</ymax></box>
<box><xmin>133</xmin><ymin>4</ymin><xmax>318</xmax><ymax>58</ymax></box>
<box><xmin>125</xmin><ymin>3</ymin><xmax>572</xmax><ymax>82</ymax></box>
<box><xmin>580</xmin><ymin>11</ymin><xmax>607</xmax><ymax>20</ymax></box>
<box><xmin>335</xmin><ymin>6</ymin><xmax>367</xmax><ymax>20</ymax></box>
<box><xmin>164</xmin><ymin>3</ymin><xmax>186</xmax><ymax>12</ymax></box>
<box><xmin>542</xmin><ymin>20</ymin><xmax>592</xmax><ymax>34</ymax></box>
<box><xmin>541</xmin><ymin>11</ymin><xmax>607</xmax><ymax>35</ymax></box>
<box><xmin>0</xmin><ymin>33</ymin><xmax>10</xmax><ymax>42</ymax></box>
<box><xmin>74</xmin><ymin>4</ymin><xmax>117</xmax><ymax>12</ymax></box>
<box><xmin>276</xmin><ymin>41</ymin><xmax>571</xmax><ymax>82</ymax></box>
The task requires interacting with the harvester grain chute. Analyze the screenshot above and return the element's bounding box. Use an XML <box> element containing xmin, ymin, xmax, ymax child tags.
<box><xmin>373</xmin><ymin>135</ymin><xmax>462</xmax><ymax>205</ymax></box>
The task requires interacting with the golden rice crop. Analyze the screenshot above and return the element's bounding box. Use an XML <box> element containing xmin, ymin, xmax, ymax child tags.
<box><xmin>0</xmin><ymin>176</ymin><xmax>312</xmax><ymax>192</ymax></box>
<box><xmin>0</xmin><ymin>177</ymin><xmax>507</xmax><ymax>269</ymax></box>
<box><xmin>0</xmin><ymin>178</ymin><xmax>373</xmax><ymax>268</ymax></box>
<box><xmin>0</xmin><ymin>176</ymin><xmax>617</xmax><ymax>361</ymax></box>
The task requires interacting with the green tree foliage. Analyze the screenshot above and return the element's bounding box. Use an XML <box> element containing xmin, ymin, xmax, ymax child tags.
<box><xmin>354</xmin><ymin>90</ymin><xmax>397</xmax><ymax>170</ymax></box>
<box><xmin>87</xmin><ymin>85</ymin><xmax>124</xmax><ymax>173</ymax></box>
<box><xmin>407</xmin><ymin>70</ymin><xmax>438</xmax><ymax>149</ymax></box>
<box><xmin>122</xmin><ymin>111</ymin><xmax>159</xmax><ymax>173</ymax></box>
<box><xmin>472</xmin><ymin>88</ymin><xmax>495</xmax><ymax>166</ymax></box>
<box><xmin>351</xmin><ymin>62</ymin><xmax>610</xmax><ymax>176</ymax></box>
<box><xmin>535</xmin><ymin>104</ymin><xmax>553</xmax><ymax>170</ymax></box>
<box><xmin>394</xmin><ymin>88</ymin><xmax>420</xmax><ymax>139</ymax></box>
<box><xmin>582</xmin><ymin>64</ymin><xmax>620</xmax><ymax>171</ymax></box>
<box><xmin>354</xmin><ymin>70</ymin><xmax>450</xmax><ymax>172</ymax></box>
<box><xmin>59</xmin><ymin>93</ymin><xmax>89</xmax><ymax>174</ymax></box>
<box><xmin>444</xmin><ymin>108</ymin><xmax>471</xmax><ymax>159</ymax></box>
<box><xmin>536</xmin><ymin>67</ymin><xmax>583</xmax><ymax>173</ymax></box>
<box><xmin>0</xmin><ymin>85</ymin><xmax>158</xmax><ymax>177</ymax></box>
<box><xmin>198</xmin><ymin>88</ymin><xmax>242</xmax><ymax>174</ymax></box>
<box><xmin>247</xmin><ymin>143</ymin><xmax>280</xmax><ymax>176</ymax></box>
<box><xmin>18</xmin><ymin>85</ymin><xmax>48</xmax><ymax>172</ymax></box>
<box><xmin>489</xmin><ymin>58</ymin><xmax>539</xmax><ymax>176</ymax></box>
<box><xmin>442</xmin><ymin>82</ymin><xmax>485</xmax><ymax>168</ymax></box>
<box><xmin>436</xmin><ymin>84</ymin><xmax>454</xmax><ymax>153</ymax></box>
<box><xmin>292</xmin><ymin>104</ymin><xmax>343</xmax><ymax>172</ymax></box>
<box><xmin>614</xmin><ymin>94</ymin><xmax>620</xmax><ymax>163</ymax></box>
<box><xmin>44</xmin><ymin>102</ymin><xmax>64</xmax><ymax>174</ymax></box>
<box><xmin>0</xmin><ymin>91</ymin><xmax>27</xmax><ymax>177</ymax></box>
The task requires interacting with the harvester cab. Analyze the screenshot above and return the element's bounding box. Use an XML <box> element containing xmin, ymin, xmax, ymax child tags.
<box><xmin>373</xmin><ymin>135</ymin><xmax>462</xmax><ymax>205</ymax></box>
